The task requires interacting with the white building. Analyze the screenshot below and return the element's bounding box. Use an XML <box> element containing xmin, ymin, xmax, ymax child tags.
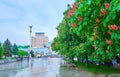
<box><xmin>31</xmin><ymin>32</ymin><xmax>49</xmax><ymax>48</ymax></box>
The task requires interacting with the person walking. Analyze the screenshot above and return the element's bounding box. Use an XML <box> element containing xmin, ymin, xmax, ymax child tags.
<box><xmin>116</xmin><ymin>54</ymin><xmax>120</xmax><ymax>66</ymax></box>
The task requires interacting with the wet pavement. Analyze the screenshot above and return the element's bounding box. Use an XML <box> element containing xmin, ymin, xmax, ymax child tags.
<box><xmin>0</xmin><ymin>58</ymin><xmax>120</xmax><ymax>77</ymax></box>
<box><xmin>0</xmin><ymin>58</ymin><xmax>60</xmax><ymax>77</ymax></box>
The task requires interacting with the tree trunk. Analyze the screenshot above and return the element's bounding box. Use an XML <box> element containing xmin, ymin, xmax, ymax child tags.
<box><xmin>71</xmin><ymin>56</ymin><xmax>74</xmax><ymax>63</ymax></box>
<box><xmin>85</xmin><ymin>52</ymin><xmax>88</xmax><ymax>66</ymax></box>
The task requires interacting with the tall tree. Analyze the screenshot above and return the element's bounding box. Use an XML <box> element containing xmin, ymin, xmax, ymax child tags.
<box><xmin>0</xmin><ymin>42</ymin><xmax>2</xmax><ymax>46</ymax></box>
<box><xmin>52</xmin><ymin>0</ymin><xmax>120</xmax><ymax>66</ymax></box>
<box><xmin>3</xmin><ymin>38</ymin><xmax>12</xmax><ymax>57</ymax></box>
<box><xmin>0</xmin><ymin>42</ymin><xmax>4</xmax><ymax>59</ymax></box>
<box><xmin>12</xmin><ymin>43</ymin><xmax>18</xmax><ymax>55</ymax></box>
<box><xmin>18</xmin><ymin>50</ymin><xmax>28</xmax><ymax>57</ymax></box>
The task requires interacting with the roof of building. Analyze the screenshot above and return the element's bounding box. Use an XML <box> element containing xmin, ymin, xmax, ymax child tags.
<box><xmin>32</xmin><ymin>48</ymin><xmax>48</xmax><ymax>54</ymax></box>
<box><xmin>35</xmin><ymin>32</ymin><xmax>45</xmax><ymax>34</ymax></box>
<box><xmin>19</xmin><ymin>48</ymin><xmax>49</xmax><ymax>53</ymax></box>
<box><xmin>18</xmin><ymin>48</ymin><xmax>28</xmax><ymax>52</ymax></box>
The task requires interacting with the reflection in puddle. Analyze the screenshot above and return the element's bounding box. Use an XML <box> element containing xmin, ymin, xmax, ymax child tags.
<box><xmin>0</xmin><ymin>61</ymin><xmax>29</xmax><ymax>77</ymax></box>
<box><xmin>0</xmin><ymin>58</ymin><xmax>120</xmax><ymax>77</ymax></box>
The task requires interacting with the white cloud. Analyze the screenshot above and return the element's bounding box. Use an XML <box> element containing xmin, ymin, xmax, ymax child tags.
<box><xmin>0</xmin><ymin>0</ymin><xmax>74</xmax><ymax>45</ymax></box>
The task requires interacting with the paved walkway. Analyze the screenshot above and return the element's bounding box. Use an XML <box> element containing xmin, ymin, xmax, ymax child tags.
<box><xmin>0</xmin><ymin>58</ymin><xmax>120</xmax><ymax>77</ymax></box>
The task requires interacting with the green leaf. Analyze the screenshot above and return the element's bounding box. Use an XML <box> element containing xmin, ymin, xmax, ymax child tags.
<box><xmin>117</xmin><ymin>33</ymin><xmax>120</xmax><ymax>39</ymax></box>
<box><xmin>116</xmin><ymin>48</ymin><xmax>120</xmax><ymax>53</ymax></box>
<box><xmin>83</xmin><ymin>21</ymin><xmax>87</xmax><ymax>25</ymax></box>
<box><xmin>103</xmin><ymin>21</ymin><xmax>107</xmax><ymax>27</ymax></box>
<box><xmin>111</xmin><ymin>32</ymin><xmax>118</xmax><ymax>40</ymax></box>
<box><xmin>86</xmin><ymin>0</ymin><xmax>91</xmax><ymax>5</ymax></box>
<box><xmin>112</xmin><ymin>14</ymin><xmax>116</xmax><ymax>20</ymax></box>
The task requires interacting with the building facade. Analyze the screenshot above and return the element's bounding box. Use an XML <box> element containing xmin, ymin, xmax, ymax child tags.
<box><xmin>31</xmin><ymin>32</ymin><xmax>49</xmax><ymax>48</ymax></box>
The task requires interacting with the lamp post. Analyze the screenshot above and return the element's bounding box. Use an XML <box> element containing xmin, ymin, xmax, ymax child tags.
<box><xmin>29</xmin><ymin>26</ymin><xmax>32</xmax><ymax>58</ymax></box>
<box><xmin>29</xmin><ymin>26</ymin><xmax>32</xmax><ymax>48</ymax></box>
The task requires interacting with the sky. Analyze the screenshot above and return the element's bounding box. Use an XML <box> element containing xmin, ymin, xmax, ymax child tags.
<box><xmin>0</xmin><ymin>0</ymin><xmax>74</xmax><ymax>45</ymax></box>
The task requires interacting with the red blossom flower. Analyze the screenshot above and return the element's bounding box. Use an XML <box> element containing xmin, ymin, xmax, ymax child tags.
<box><xmin>106</xmin><ymin>50</ymin><xmax>109</xmax><ymax>53</ymax></box>
<box><xmin>104</xmin><ymin>3</ymin><xmax>110</xmax><ymax>9</ymax></box>
<box><xmin>75</xmin><ymin>2</ymin><xmax>80</xmax><ymax>6</ymax></box>
<box><xmin>108</xmin><ymin>25</ymin><xmax>119</xmax><ymax>30</ymax></box>
<box><xmin>72</xmin><ymin>4</ymin><xmax>77</xmax><ymax>11</ymax></box>
<box><xmin>101</xmin><ymin>9</ymin><xmax>108</xmax><ymax>14</ymax></box>
<box><xmin>101</xmin><ymin>9</ymin><xmax>105</xmax><ymax>13</ymax></box>
<box><xmin>68</xmin><ymin>10</ymin><xmax>74</xmax><ymax>16</ymax></box>
<box><xmin>108</xmin><ymin>25</ymin><xmax>111</xmax><ymax>28</ymax></box>
<box><xmin>65</xmin><ymin>16</ymin><xmax>69</xmax><ymax>18</ymax></box>
<box><xmin>67</xmin><ymin>4</ymin><xmax>78</xmax><ymax>17</ymax></box>
<box><xmin>73</xmin><ymin>23</ymin><xmax>77</xmax><ymax>28</ymax></box>
<box><xmin>77</xmin><ymin>16</ymin><xmax>83</xmax><ymax>21</ymax></box>
<box><xmin>96</xmin><ymin>19</ymin><xmax>100</xmax><ymax>23</ymax></box>
<box><xmin>108</xmin><ymin>32</ymin><xmax>112</xmax><ymax>35</ymax></box>
<box><xmin>105</xmin><ymin>39</ymin><xmax>113</xmax><ymax>45</ymax></box>
<box><xmin>100</xmin><ymin>13</ymin><xmax>104</xmax><ymax>17</ymax></box>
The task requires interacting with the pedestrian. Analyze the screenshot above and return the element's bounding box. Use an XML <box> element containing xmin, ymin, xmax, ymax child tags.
<box><xmin>21</xmin><ymin>56</ymin><xmax>23</xmax><ymax>61</ymax></box>
<box><xmin>116</xmin><ymin>54</ymin><xmax>120</xmax><ymax>66</ymax></box>
<box><xmin>27</xmin><ymin>56</ymin><xmax>29</xmax><ymax>61</ymax></box>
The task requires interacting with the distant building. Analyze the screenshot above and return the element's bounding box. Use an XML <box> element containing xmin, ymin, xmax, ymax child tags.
<box><xmin>32</xmin><ymin>48</ymin><xmax>51</xmax><ymax>57</ymax></box>
<box><xmin>31</xmin><ymin>32</ymin><xmax>49</xmax><ymax>48</ymax></box>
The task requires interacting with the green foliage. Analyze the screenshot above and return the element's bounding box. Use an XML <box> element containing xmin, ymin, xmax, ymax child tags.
<box><xmin>0</xmin><ymin>42</ymin><xmax>2</xmax><ymax>46</ymax></box>
<box><xmin>30</xmin><ymin>50</ymin><xmax>34</xmax><ymax>57</ymax></box>
<box><xmin>12</xmin><ymin>43</ymin><xmax>18</xmax><ymax>55</ymax></box>
<box><xmin>18</xmin><ymin>50</ymin><xmax>28</xmax><ymax>57</ymax></box>
<box><xmin>52</xmin><ymin>0</ymin><xmax>120</xmax><ymax>63</ymax></box>
<box><xmin>0</xmin><ymin>45</ymin><xmax>4</xmax><ymax>59</ymax></box>
<box><xmin>75</xmin><ymin>62</ymin><xmax>120</xmax><ymax>74</ymax></box>
<box><xmin>3</xmin><ymin>38</ymin><xmax>12</xmax><ymax>57</ymax></box>
<box><xmin>17</xmin><ymin>45</ymin><xmax>29</xmax><ymax>48</ymax></box>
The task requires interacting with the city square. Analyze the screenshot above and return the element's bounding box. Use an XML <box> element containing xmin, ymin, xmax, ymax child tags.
<box><xmin>0</xmin><ymin>0</ymin><xmax>120</xmax><ymax>77</ymax></box>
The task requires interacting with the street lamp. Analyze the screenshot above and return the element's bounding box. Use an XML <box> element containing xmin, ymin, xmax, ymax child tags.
<box><xmin>29</xmin><ymin>26</ymin><xmax>32</xmax><ymax>58</ymax></box>
<box><xmin>29</xmin><ymin>26</ymin><xmax>32</xmax><ymax>48</ymax></box>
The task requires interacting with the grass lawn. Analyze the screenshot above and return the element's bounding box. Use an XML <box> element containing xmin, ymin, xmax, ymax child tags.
<box><xmin>0</xmin><ymin>58</ymin><xmax>5</xmax><ymax>60</ymax></box>
<box><xmin>74</xmin><ymin>62</ymin><xmax>120</xmax><ymax>74</ymax></box>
